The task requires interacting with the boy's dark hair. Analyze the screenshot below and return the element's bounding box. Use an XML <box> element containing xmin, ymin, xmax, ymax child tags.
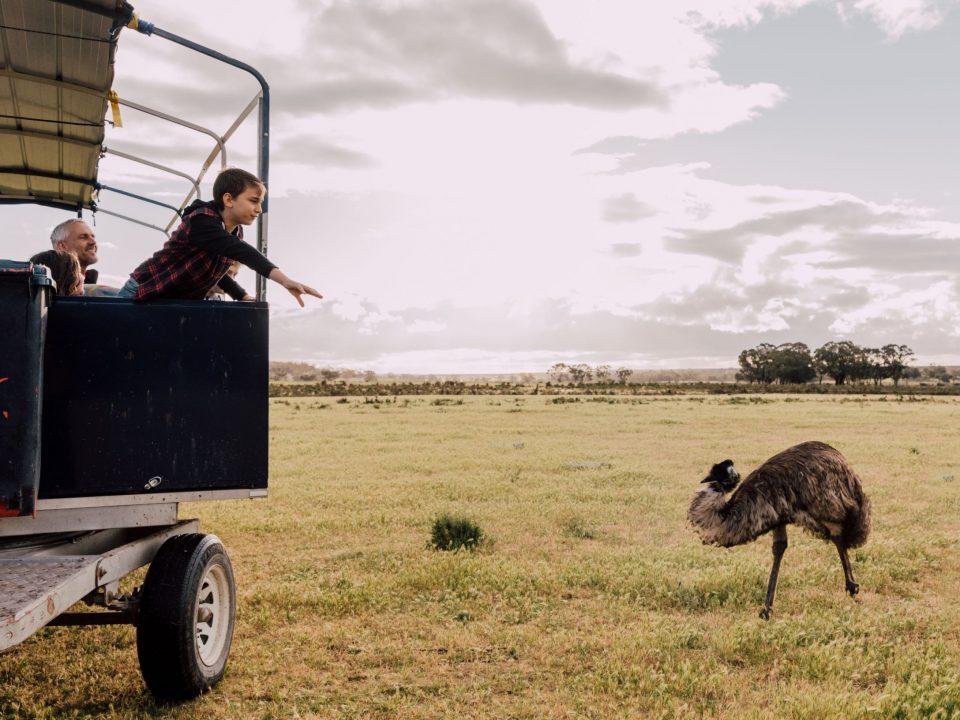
<box><xmin>213</xmin><ymin>168</ymin><xmax>264</xmax><ymax>211</ymax></box>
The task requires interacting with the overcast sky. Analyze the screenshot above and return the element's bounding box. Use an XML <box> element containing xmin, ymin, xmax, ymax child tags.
<box><xmin>7</xmin><ymin>0</ymin><xmax>960</xmax><ymax>373</ymax></box>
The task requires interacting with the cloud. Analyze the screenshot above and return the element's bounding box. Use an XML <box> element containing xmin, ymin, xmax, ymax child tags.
<box><xmin>840</xmin><ymin>0</ymin><xmax>950</xmax><ymax>39</ymax></box>
<box><xmin>602</xmin><ymin>193</ymin><xmax>658</xmax><ymax>223</ymax></box>
<box><xmin>273</xmin><ymin>135</ymin><xmax>376</xmax><ymax>168</ymax></box>
<box><xmin>815</xmin><ymin>231</ymin><xmax>960</xmax><ymax>274</ymax></box>
<box><xmin>609</xmin><ymin>243</ymin><xmax>643</xmax><ymax>258</ymax></box>
<box><xmin>665</xmin><ymin>200</ymin><xmax>911</xmax><ymax>263</ymax></box>
<box><xmin>278</xmin><ymin>0</ymin><xmax>668</xmax><ymax>112</ymax></box>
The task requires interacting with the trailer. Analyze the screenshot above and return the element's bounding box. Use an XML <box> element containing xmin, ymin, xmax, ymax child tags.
<box><xmin>1</xmin><ymin>0</ymin><xmax>271</xmax><ymax>701</ymax></box>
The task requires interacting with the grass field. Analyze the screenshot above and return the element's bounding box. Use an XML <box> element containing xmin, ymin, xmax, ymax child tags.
<box><xmin>3</xmin><ymin>394</ymin><xmax>960</xmax><ymax>719</ymax></box>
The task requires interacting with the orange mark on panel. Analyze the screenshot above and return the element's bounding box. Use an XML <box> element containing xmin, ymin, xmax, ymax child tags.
<box><xmin>1</xmin><ymin>411</ymin><xmax>7</xmax><ymax>420</ymax></box>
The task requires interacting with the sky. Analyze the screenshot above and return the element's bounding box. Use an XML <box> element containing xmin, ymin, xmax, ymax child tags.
<box><xmin>6</xmin><ymin>0</ymin><xmax>960</xmax><ymax>374</ymax></box>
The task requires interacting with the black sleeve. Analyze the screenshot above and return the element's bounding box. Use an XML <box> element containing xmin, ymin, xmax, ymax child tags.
<box><xmin>189</xmin><ymin>214</ymin><xmax>277</xmax><ymax>277</ymax></box>
<box><xmin>217</xmin><ymin>275</ymin><xmax>249</xmax><ymax>301</ymax></box>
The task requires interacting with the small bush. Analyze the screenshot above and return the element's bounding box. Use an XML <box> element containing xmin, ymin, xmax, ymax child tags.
<box><xmin>430</xmin><ymin>514</ymin><xmax>484</xmax><ymax>552</ymax></box>
<box><xmin>562</xmin><ymin>516</ymin><xmax>597</xmax><ymax>540</ymax></box>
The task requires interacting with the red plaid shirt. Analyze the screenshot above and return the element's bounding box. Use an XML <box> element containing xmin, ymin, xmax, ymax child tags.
<box><xmin>132</xmin><ymin>206</ymin><xmax>239</xmax><ymax>300</ymax></box>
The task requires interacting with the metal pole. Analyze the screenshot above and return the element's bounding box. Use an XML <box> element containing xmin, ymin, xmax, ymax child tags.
<box><xmin>117</xmin><ymin>98</ymin><xmax>228</xmax><ymax>169</ymax></box>
<box><xmin>102</xmin><ymin>147</ymin><xmax>201</xmax><ymax>198</ymax></box>
<box><xmin>97</xmin><ymin>184</ymin><xmax>183</xmax><ymax>216</ymax></box>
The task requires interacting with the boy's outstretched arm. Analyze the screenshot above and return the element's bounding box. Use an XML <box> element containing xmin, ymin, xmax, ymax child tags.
<box><xmin>268</xmin><ymin>268</ymin><xmax>323</xmax><ymax>307</ymax></box>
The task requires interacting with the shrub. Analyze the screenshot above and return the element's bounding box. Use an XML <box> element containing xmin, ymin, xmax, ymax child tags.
<box><xmin>430</xmin><ymin>514</ymin><xmax>484</xmax><ymax>552</ymax></box>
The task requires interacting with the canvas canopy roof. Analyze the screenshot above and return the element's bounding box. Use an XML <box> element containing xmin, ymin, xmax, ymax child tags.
<box><xmin>0</xmin><ymin>0</ymin><xmax>134</xmax><ymax>210</ymax></box>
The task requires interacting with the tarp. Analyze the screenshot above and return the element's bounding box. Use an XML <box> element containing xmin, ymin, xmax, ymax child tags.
<box><xmin>0</xmin><ymin>0</ymin><xmax>134</xmax><ymax>210</ymax></box>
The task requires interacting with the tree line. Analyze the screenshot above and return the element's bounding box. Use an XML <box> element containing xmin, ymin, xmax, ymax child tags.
<box><xmin>737</xmin><ymin>341</ymin><xmax>917</xmax><ymax>386</ymax></box>
<box><xmin>547</xmin><ymin>363</ymin><xmax>634</xmax><ymax>385</ymax></box>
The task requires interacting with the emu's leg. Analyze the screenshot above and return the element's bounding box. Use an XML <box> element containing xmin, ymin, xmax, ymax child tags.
<box><xmin>833</xmin><ymin>539</ymin><xmax>859</xmax><ymax>596</ymax></box>
<box><xmin>760</xmin><ymin>526</ymin><xmax>789</xmax><ymax>620</ymax></box>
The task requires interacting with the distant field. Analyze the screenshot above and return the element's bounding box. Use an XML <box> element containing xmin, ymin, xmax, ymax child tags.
<box><xmin>3</xmin><ymin>394</ymin><xmax>960</xmax><ymax>718</ymax></box>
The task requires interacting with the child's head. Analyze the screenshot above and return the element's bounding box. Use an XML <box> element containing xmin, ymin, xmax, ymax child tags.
<box><xmin>213</xmin><ymin>168</ymin><xmax>265</xmax><ymax>212</ymax></box>
<box><xmin>30</xmin><ymin>249</ymin><xmax>83</xmax><ymax>296</ymax></box>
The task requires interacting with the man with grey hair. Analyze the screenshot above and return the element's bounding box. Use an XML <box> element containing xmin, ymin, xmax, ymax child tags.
<box><xmin>50</xmin><ymin>218</ymin><xmax>98</xmax><ymax>283</ymax></box>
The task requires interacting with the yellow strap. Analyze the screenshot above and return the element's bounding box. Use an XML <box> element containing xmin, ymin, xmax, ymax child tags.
<box><xmin>106</xmin><ymin>90</ymin><xmax>122</xmax><ymax>128</ymax></box>
<box><xmin>127</xmin><ymin>13</ymin><xmax>139</xmax><ymax>30</ymax></box>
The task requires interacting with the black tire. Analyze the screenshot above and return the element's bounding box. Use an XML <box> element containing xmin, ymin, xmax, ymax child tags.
<box><xmin>136</xmin><ymin>533</ymin><xmax>236</xmax><ymax>702</ymax></box>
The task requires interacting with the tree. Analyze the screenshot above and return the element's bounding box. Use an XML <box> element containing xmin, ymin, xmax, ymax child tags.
<box><xmin>594</xmin><ymin>365</ymin><xmax>612</xmax><ymax>384</ymax></box>
<box><xmin>877</xmin><ymin>344</ymin><xmax>915</xmax><ymax>386</ymax></box>
<box><xmin>924</xmin><ymin>366</ymin><xmax>953</xmax><ymax>384</ymax></box>
<box><xmin>548</xmin><ymin>363</ymin><xmax>568</xmax><ymax>384</ymax></box>
<box><xmin>568</xmin><ymin>363</ymin><xmax>593</xmax><ymax>385</ymax></box>
<box><xmin>737</xmin><ymin>343</ymin><xmax>777</xmax><ymax>384</ymax></box>
<box><xmin>770</xmin><ymin>343</ymin><xmax>815</xmax><ymax>384</ymax></box>
<box><xmin>615</xmin><ymin>367</ymin><xmax>634</xmax><ymax>385</ymax></box>
<box><xmin>813</xmin><ymin>341</ymin><xmax>862</xmax><ymax>385</ymax></box>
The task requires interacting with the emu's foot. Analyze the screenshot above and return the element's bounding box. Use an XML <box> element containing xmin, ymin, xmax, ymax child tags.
<box><xmin>759</xmin><ymin>606</ymin><xmax>772</xmax><ymax>620</ymax></box>
<box><xmin>846</xmin><ymin>581</ymin><xmax>860</xmax><ymax>597</ymax></box>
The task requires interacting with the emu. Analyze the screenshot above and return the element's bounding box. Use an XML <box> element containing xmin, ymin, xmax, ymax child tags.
<box><xmin>687</xmin><ymin>441</ymin><xmax>871</xmax><ymax>619</ymax></box>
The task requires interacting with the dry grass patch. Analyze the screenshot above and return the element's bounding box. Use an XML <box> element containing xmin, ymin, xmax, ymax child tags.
<box><xmin>3</xmin><ymin>394</ymin><xmax>960</xmax><ymax>718</ymax></box>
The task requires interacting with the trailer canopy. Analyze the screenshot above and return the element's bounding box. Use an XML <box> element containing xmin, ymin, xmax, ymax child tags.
<box><xmin>0</xmin><ymin>0</ymin><xmax>134</xmax><ymax>210</ymax></box>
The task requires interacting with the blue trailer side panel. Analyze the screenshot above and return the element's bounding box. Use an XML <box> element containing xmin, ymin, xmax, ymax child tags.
<box><xmin>38</xmin><ymin>297</ymin><xmax>269</xmax><ymax>498</ymax></box>
<box><xmin>0</xmin><ymin>262</ymin><xmax>53</xmax><ymax>516</ymax></box>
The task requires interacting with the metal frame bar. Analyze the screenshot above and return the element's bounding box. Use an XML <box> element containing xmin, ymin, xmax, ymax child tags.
<box><xmin>97</xmin><ymin>183</ymin><xmax>183</xmax><ymax>216</ymax></box>
<box><xmin>88</xmin><ymin>207</ymin><xmax>169</xmax><ymax>236</ymax></box>
<box><xmin>0</xmin><ymin>489</ymin><xmax>267</xmax><ymax>538</ymax></box>
<box><xmin>0</xmin><ymin>196</ymin><xmax>87</xmax><ymax>211</ymax></box>
<box><xmin>102</xmin><ymin>146</ymin><xmax>202</xmax><ymax>197</ymax></box>
<box><xmin>0</xmin><ymin>127</ymin><xmax>97</xmax><ymax>149</ymax></box>
<box><xmin>117</xmin><ymin>97</ymin><xmax>228</xmax><ymax>169</ymax></box>
<box><xmin>0</xmin><ymin>67</ymin><xmax>111</xmax><ymax>98</ymax></box>
<box><xmin>0</xmin><ymin>166</ymin><xmax>95</xmax><ymax>187</ymax></box>
<box><xmin>0</xmin><ymin>520</ymin><xmax>196</xmax><ymax>650</ymax></box>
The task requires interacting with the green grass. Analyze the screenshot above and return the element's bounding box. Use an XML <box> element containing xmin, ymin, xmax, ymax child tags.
<box><xmin>4</xmin><ymin>394</ymin><xmax>960</xmax><ymax>718</ymax></box>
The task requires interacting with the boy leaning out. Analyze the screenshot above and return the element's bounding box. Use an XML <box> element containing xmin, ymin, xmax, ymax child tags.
<box><xmin>118</xmin><ymin>168</ymin><xmax>322</xmax><ymax>306</ymax></box>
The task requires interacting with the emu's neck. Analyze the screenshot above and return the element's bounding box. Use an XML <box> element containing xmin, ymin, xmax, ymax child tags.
<box><xmin>687</xmin><ymin>485</ymin><xmax>764</xmax><ymax>548</ymax></box>
<box><xmin>688</xmin><ymin>486</ymin><xmax>730</xmax><ymax>542</ymax></box>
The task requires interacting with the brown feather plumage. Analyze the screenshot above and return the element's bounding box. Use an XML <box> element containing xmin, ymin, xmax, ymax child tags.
<box><xmin>688</xmin><ymin>441</ymin><xmax>871</xmax><ymax>548</ymax></box>
<box><xmin>687</xmin><ymin>441</ymin><xmax>871</xmax><ymax>617</ymax></box>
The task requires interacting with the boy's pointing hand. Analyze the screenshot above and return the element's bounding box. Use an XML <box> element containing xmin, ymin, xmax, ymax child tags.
<box><xmin>269</xmin><ymin>268</ymin><xmax>324</xmax><ymax>307</ymax></box>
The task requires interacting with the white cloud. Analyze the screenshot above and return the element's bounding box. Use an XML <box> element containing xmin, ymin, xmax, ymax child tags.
<box><xmin>841</xmin><ymin>0</ymin><xmax>953</xmax><ymax>39</ymax></box>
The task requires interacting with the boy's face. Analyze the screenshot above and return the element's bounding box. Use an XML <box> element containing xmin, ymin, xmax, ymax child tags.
<box><xmin>223</xmin><ymin>183</ymin><xmax>265</xmax><ymax>226</ymax></box>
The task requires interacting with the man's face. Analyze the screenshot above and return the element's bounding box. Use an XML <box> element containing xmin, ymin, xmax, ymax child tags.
<box><xmin>56</xmin><ymin>221</ymin><xmax>97</xmax><ymax>268</ymax></box>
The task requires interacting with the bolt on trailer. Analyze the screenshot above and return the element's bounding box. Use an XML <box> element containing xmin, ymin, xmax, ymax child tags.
<box><xmin>1</xmin><ymin>0</ymin><xmax>271</xmax><ymax>701</ymax></box>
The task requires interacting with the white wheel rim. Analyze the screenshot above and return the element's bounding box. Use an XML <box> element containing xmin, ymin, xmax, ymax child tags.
<box><xmin>195</xmin><ymin>562</ymin><xmax>231</xmax><ymax>666</ymax></box>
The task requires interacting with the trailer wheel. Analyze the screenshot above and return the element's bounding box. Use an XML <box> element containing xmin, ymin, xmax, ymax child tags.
<box><xmin>136</xmin><ymin>533</ymin><xmax>236</xmax><ymax>702</ymax></box>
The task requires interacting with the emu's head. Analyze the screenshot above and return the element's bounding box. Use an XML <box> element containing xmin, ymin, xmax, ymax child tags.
<box><xmin>702</xmin><ymin>459</ymin><xmax>739</xmax><ymax>492</ymax></box>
